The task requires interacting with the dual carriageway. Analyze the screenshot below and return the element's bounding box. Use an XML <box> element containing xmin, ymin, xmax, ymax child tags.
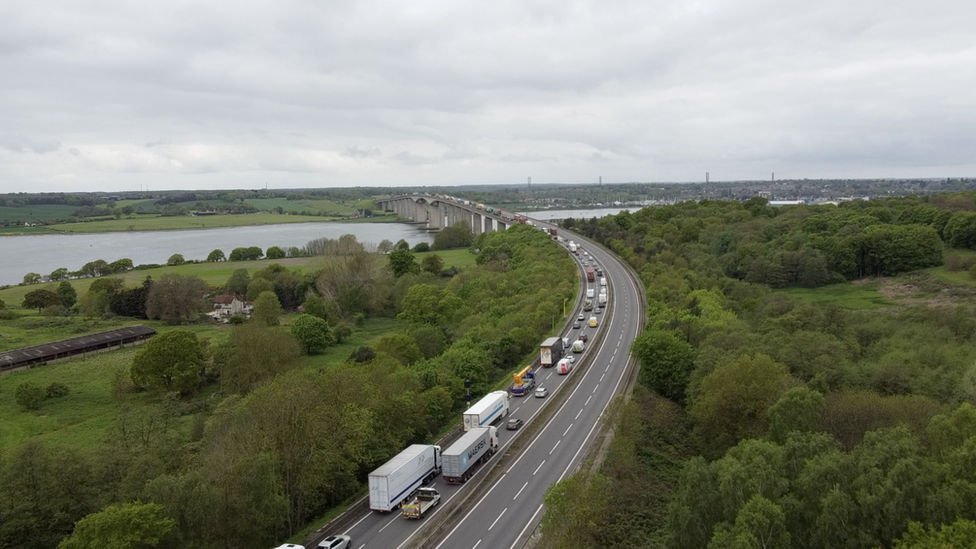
<box><xmin>306</xmin><ymin>218</ymin><xmax>645</xmax><ymax>549</ymax></box>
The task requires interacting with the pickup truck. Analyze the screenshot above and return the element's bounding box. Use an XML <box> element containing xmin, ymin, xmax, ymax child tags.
<box><xmin>402</xmin><ymin>487</ymin><xmax>440</xmax><ymax>519</ymax></box>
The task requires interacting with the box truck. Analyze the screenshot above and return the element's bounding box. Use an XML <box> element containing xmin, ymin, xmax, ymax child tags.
<box><xmin>463</xmin><ymin>391</ymin><xmax>509</xmax><ymax>431</ymax></box>
<box><xmin>586</xmin><ymin>288</ymin><xmax>595</xmax><ymax>298</ymax></box>
<box><xmin>569</xmin><ymin>241</ymin><xmax>578</xmax><ymax>253</ymax></box>
<box><xmin>443</xmin><ymin>426</ymin><xmax>499</xmax><ymax>484</ymax></box>
<box><xmin>586</xmin><ymin>268</ymin><xmax>595</xmax><ymax>282</ymax></box>
<box><xmin>368</xmin><ymin>444</ymin><xmax>442</xmax><ymax>512</ymax></box>
<box><xmin>540</xmin><ymin>337</ymin><xmax>564</xmax><ymax>367</ymax></box>
<box><xmin>598</xmin><ymin>293</ymin><xmax>608</xmax><ymax>305</ymax></box>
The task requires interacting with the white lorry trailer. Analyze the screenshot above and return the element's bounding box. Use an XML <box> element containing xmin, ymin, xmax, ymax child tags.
<box><xmin>443</xmin><ymin>426</ymin><xmax>499</xmax><ymax>484</ymax></box>
<box><xmin>368</xmin><ymin>444</ymin><xmax>442</xmax><ymax>512</ymax></box>
<box><xmin>540</xmin><ymin>337</ymin><xmax>564</xmax><ymax>368</ymax></box>
<box><xmin>463</xmin><ymin>391</ymin><xmax>510</xmax><ymax>431</ymax></box>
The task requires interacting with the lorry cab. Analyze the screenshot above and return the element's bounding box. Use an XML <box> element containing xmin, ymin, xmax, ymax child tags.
<box><xmin>589</xmin><ymin>316</ymin><xmax>598</xmax><ymax>327</ymax></box>
<box><xmin>557</xmin><ymin>358</ymin><xmax>573</xmax><ymax>375</ymax></box>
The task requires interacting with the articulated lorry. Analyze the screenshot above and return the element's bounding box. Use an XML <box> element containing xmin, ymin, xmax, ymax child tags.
<box><xmin>540</xmin><ymin>337</ymin><xmax>564</xmax><ymax>368</ymax></box>
<box><xmin>442</xmin><ymin>426</ymin><xmax>499</xmax><ymax>484</ymax></box>
<box><xmin>368</xmin><ymin>444</ymin><xmax>442</xmax><ymax>512</ymax></box>
<box><xmin>402</xmin><ymin>487</ymin><xmax>440</xmax><ymax>519</ymax></box>
<box><xmin>463</xmin><ymin>391</ymin><xmax>509</xmax><ymax>431</ymax></box>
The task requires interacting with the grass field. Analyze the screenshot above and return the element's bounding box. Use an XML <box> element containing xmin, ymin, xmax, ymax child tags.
<box><xmin>0</xmin><ymin>204</ymin><xmax>80</xmax><ymax>222</ymax></box>
<box><xmin>244</xmin><ymin>198</ymin><xmax>359</xmax><ymax>215</ymax></box>
<box><xmin>778</xmin><ymin>281</ymin><xmax>893</xmax><ymax>309</ymax></box>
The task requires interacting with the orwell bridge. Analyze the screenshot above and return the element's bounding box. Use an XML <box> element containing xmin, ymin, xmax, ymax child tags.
<box><xmin>375</xmin><ymin>195</ymin><xmax>515</xmax><ymax>233</ymax></box>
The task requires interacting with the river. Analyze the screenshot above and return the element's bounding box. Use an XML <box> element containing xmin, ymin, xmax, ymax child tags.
<box><xmin>519</xmin><ymin>206</ymin><xmax>635</xmax><ymax>221</ymax></box>
<box><xmin>0</xmin><ymin>222</ymin><xmax>434</xmax><ymax>286</ymax></box>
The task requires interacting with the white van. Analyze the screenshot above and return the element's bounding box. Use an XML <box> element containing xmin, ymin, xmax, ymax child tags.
<box><xmin>557</xmin><ymin>358</ymin><xmax>573</xmax><ymax>375</ymax></box>
<box><xmin>572</xmin><ymin>340</ymin><xmax>585</xmax><ymax>353</ymax></box>
<box><xmin>599</xmin><ymin>277</ymin><xmax>607</xmax><ymax>287</ymax></box>
<box><xmin>586</xmin><ymin>288</ymin><xmax>595</xmax><ymax>299</ymax></box>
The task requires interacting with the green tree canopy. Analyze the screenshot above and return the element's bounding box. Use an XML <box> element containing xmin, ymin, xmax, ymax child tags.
<box><xmin>23</xmin><ymin>289</ymin><xmax>62</xmax><ymax>311</ymax></box>
<box><xmin>265</xmin><ymin>246</ymin><xmax>286</xmax><ymax>259</ymax></box>
<box><xmin>290</xmin><ymin>314</ymin><xmax>334</xmax><ymax>354</ymax></box>
<box><xmin>130</xmin><ymin>330</ymin><xmax>204</xmax><ymax>394</ymax></box>
<box><xmin>166</xmin><ymin>254</ymin><xmax>185</xmax><ymax>266</ymax></box>
<box><xmin>56</xmin><ymin>281</ymin><xmax>78</xmax><ymax>308</ymax></box>
<box><xmin>631</xmin><ymin>329</ymin><xmax>696</xmax><ymax>402</ymax></box>
<box><xmin>252</xmin><ymin>291</ymin><xmax>283</xmax><ymax>326</ymax></box>
<box><xmin>388</xmin><ymin>248</ymin><xmax>420</xmax><ymax>278</ymax></box>
<box><xmin>421</xmin><ymin>253</ymin><xmax>444</xmax><ymax>275</ymax></box>
<box><xmin>247</xmin><ymin>277</ymin><xmax>276</xmax><ymax>302</ymax></box>
<box><xmin>23</xmin><ymin>272</ymin><xmax>41</xmax><ymax>285</ymax></box>
<box><xmin>224</xmin><ymin>268</ymin><xmax>251</xmax><ymax>296</ymax></box>
<box><xmin>206</xmin><ymin>249</ymin><xmax>226</xmax><ymax>262</ymax></box>
<box><xmin>58</xmin><ymin>502</ymin><xmax>175</xmax><ymax>549</ymax></box>
<box><xmin>690</xmin><ymin>353</ymin><xmax>794</xmax><ymax>457</ymax></box>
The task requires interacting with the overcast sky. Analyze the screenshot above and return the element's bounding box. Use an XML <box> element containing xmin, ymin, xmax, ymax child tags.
<box><xmin>2</xmin><ymin>0</ymin><xmax>974</xmax><ymax>193</ymax></box>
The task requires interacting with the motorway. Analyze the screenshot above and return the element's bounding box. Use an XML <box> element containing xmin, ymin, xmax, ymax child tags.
<box><xmin>312</xmin><ymin>224</ymin><xmax>644</xmax><ymax>549</ymax></box>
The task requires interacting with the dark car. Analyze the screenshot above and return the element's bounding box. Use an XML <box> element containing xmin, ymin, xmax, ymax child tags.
<box><xmin>507</xmin><ymin>418</ymin><xmax>524</xmax><ymax>430</ymax></box>
<box><xmin>579</xmin><ymin>333</ymin><xmax>588</xmax><ymax>343</ymax></box>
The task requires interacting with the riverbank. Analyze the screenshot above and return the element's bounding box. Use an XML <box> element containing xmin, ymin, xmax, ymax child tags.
<box><xmin>0</xmin><ymin>211</ymin><xmax>401</xmax><ymax>236</ymax></box>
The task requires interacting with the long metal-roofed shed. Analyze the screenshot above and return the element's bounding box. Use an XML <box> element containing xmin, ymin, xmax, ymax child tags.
<box><xmin>0</xmin><ymin>324</ymin><xmax>157</xmax><ymax>374</ymax></box>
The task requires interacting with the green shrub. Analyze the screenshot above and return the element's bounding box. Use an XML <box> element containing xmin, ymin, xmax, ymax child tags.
<box><xmin>15</xmin><ymin>382</ymin><xmax>46</xmax><ymax>410</ymax></box>
<box><xmin>46</xmin><ymin>382</ymin><xmax>71</xmax><ymax>398</ymax></box>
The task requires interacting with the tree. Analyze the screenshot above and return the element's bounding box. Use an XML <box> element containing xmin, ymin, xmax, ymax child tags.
<box><xmin>377</xmin><ymin>239</ymin><xmax>394</xmax><ymax>254</ymax></box>
<box><xmin>290</xmin><ymin>314</ymin><xmax>334</xmax><ymax>354</ymax></box>
<box><xmin>107</xmin><ymin>258</ymin><xmax>134</xmax><ymax>273</ymax></box>
<box><xmin>58</xmin><ymin>502</ymin><xmax>175</xmax><ymax>549</ymax></box>
<box><xmin>252</xmin><ymin>291</ymin><xmax>283</xmax><ymax>326</ymax></box>
<box><xmin>166</xmin><ymin>254</ymin><xmax>186</xmax><ymax>266</ymax></box>
<box><xmin>767</xmin><ymin>386</ymin><xmax>825</xmax><ymax>444</ymax></box>
<box><xmin>23</xmin><ymin>289</ymin><xmax>62</xmax><ymax>311</ymax></box>
<box><xmin>229</xmin><ymin>246</ymin><xmax>263</xmax><ymax>261</ymax></box>
<box><xmin>421</xmin><ymin>253</ymin><xmax>444</xmax><ymax>275</ymax></box>
<box><xmin>15</xmin><ymin>382</ymin><xmax>46</xmax><ymax>410</ymax></box>
<box><xmin>388</xmin><ymin>248</ymin><xmax>420</xmax><ymax>278</ymax></box>
<box><xmin>79</xmin><ymin>291</ymin><xmax>110</xmax><ymax>318</ymax></box>
<box><xmin>302</xmin><ymin>293</ymin><xmax>329</xmax><ymax>319</ymax></box>
<box><xmin>206</xmin><ymin>249</ymin><xmax>226</xmax><ymax>262</ymax></box>
<box><xmin>89</xmin><ymin>277</ymin><xmax>125</xmax><ymax>295</ymax></box>
<box><xmin>56</xmin><ymin>281</ymin><xmax>77</xmax><ymax>308</ymax></box>
<box><xmin>145</xmin><ymin>273</ymin><xmax>208</xmax><ymax>324</ymax></box>
<box><xmin>49</xmin><ymin>267</ymin><xmax>69</xmax><ymax>281</ymax></box>
<box><xmin>246</xmin><ymin>277</ymin><xmax>276</xmax><ymax>301</ymax></box>
<box><xmin>266</xmin><ymin>246</ymin><xmax>286</xmax><ymax>259</ymax></box>
<box><xmin>540</xmin><ymin>472</ymin><xmax>612</xmax><ymax>548</ymax></box>
<box><xmin>23</xmin><ymin>272</ymin><xmax>41</xmax><ymax>285</ymax></box>
<box><xmin>432</xmin><ymin>222</ymin><xmax>474</xmax><ymax>250</ymax></box>
<box><xmin>690</xmin><ymin>353</ymin><xmax>794</xmax><ymax>457</ymax></box>
<box><xmin>395</xmin><ymin>239</ymin><xmax>410</xmax><ymax>251</ymax></box>
<box><xmin>631</xmin><ymin>329</ymin><xmax>697</xmax><ymax>402</ymax></box>
<box><xmin>412</xmin><ymin>242</ymin><xmax>430</xmax><ymax>253</ymax></box>
<box><xmin>130</xmin><ymin>330</ymin><xmax>203</xmax><ymax>394</ymax></box>
<box><xmin>893</xmin><ymin>519</ymin><xmax>976</xmax><ymax>549</ymax></box>
<box><xmin>707</xmin><ymin>495</ymin><xmax>790</xmax><ymax>549</ymax></box>
<box><xmin>216</xmin><ymin>323</ymin><xmax>301</xmax><ymax>394</ymax></box>
<box><xmin>224</xmin><ymin>268</ymin><xmax>251</xmax><ymax>296</ymax></box>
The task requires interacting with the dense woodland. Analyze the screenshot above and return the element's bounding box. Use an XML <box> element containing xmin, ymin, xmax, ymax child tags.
<box><xmin>540</xmin><ymin>193</ymin><xmax>976</xmax><ymax>548</ymax></box>
<box><xmin>0</xmin><ymin>223</ymin><xmax>576</xmax><ymax>548</ymax></box>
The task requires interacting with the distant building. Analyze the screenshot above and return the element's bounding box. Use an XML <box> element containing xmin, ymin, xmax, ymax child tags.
<box><xmin>209</xmin><ymin>295</ymin><xmax>252</xmax><ymax>320</ymax></box>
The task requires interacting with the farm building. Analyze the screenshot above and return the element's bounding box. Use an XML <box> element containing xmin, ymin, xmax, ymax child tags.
<box><xmin>0</xmin><ymin>325</ymin><xmax>156</xmax><ymax>374</ymax></box>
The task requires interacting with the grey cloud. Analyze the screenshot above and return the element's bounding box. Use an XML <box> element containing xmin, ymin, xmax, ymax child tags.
<box><xmin>0</xmin><ymin>135</ymin><xmax>62</xmax><ymax>154</ymax></box>
<box><xmin>341</xmin><ymin>146</ymin><xmax>382</xmax><ymax>158</ymax></box>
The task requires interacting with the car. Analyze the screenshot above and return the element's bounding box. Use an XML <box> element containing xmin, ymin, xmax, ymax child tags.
<box><xmin>566</xmin><ymin>354</ymin><xmax>575</xmax><ymax>363</ymax></box>
<box><xmin>589</xmin><ymin>316</ymin><xmax>598</xmax><ymax>327</ymax></box>
<box><xmin>535</xmin><ymin>387</ymin><xmax>549</xmax><ymax>398</ymax></box>
<box><xmin>506</xmin><ymin>418</ymin><xmax>524</xmax><ymax>430</ymax></box>
<box><xmin>595</xmin><ymin>307</ymin><xmax>602</xmax><ymax>314</ymax></box>
<box><xmin>579</xmin><ymin>333</ymin><xmax>588</xmax><ymax>343</ymax></box>
<box><xmin>317</xmin><ymin>535</ymin><xmax>352</xmax><ymax>549</ymax></box>
<box><xmin>577</xmin><ymin>313</ymin><xmax>585</xmax><ymax>321</ymax></box>
<box><xmin>276</xmin><ymin>546</ymin><xmax>304</xmax><ymax>549</ymax></box>
<box><xmin>573</xmin><ymin>321</ymin><xmax>581</xmax><ymax>329</ymax></box>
